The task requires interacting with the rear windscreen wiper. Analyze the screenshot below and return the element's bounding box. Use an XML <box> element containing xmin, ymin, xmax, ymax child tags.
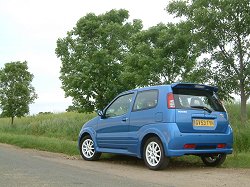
<box><xmin>190</xmin><ymin>105</ymin><xmax>212</xmax><ymax>113</ymax></box>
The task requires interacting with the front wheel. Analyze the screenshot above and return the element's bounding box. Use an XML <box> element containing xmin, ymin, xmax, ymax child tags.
<box><xmin>80</xmin><ymin>135</ymin><xmax>101</xmax><ymax>161</ymax></box>
<box><xmin>201</xmin><ymin>153</ymin><xmax>226</xmax><ymax>167</ymax></box>
<box><xmin>143</xmin><ymin>137</ymin><xmax>169</xmax><ymax>170</ymax></box>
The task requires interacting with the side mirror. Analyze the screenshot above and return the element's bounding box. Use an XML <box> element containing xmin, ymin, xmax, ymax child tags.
<box><xmin>97</xmin><ymin>110</ymin><xmax>104</xmax><ymax>118</ymax></box>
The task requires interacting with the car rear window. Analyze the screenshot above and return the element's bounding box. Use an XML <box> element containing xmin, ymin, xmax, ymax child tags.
<box><xmin>173</xmin><ymin>88</ymin><xmax>225</xmax><ymax>112</ymax></box>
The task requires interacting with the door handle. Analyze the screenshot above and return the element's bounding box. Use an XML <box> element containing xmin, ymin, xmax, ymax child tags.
<box><xmin>122</xmin><ymin>117</ymin><xmax>128</xmax><ymax>122</ymax></box>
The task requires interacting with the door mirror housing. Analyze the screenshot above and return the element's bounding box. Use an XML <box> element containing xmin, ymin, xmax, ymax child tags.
<box><xmin>97</xmin><ymin>110</ymin><xmax>104</xmax><ymax>118</ymax></box>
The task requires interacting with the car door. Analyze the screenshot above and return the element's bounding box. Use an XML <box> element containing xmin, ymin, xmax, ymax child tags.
<box><xmin>96</xmin><ymin>93</ymin><xmax>134</xmax><ymax>149</ymax></box>
<box><xmin>128</xmin><ymin>89</ymin><xmax>159</xmax><ymax>152</ymax></box>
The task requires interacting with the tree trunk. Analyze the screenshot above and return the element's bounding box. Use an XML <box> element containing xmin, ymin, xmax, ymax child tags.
<box><xmin>11</xmin><ymin>116</ymin><xmax>14</xmax><ymax>125</ymax></box>
<box><xmin>237</xmin><ymin>33</ymin><xmax>247</xmax><ymax>124</ymax></box>
<box><xmin>240</xmin><ymin>84</ymin><xmax>247</xmax><ymax>124</ymax></box>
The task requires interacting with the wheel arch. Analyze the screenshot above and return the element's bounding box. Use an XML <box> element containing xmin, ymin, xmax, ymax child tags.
<box><xmin>139</xmin><ymin>129</ymin><xmax>168</xmax><ymax>158</ymax></box>
<box><xmin>78</xmin><ymin>127</ymin><xmax>96</xmax><ymax>149</ymax></box>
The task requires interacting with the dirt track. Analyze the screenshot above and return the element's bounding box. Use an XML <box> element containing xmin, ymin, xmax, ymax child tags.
<box><xmin>0</xmin><ymin>143</ymin><xmax>249</xmax><ymax>187</ymax></box>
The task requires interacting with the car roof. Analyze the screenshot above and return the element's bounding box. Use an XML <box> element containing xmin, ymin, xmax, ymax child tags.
<box><xmin>119</xmin><ymin>85</ymin><xmax>171</xmax><ymax>95</ymax></box>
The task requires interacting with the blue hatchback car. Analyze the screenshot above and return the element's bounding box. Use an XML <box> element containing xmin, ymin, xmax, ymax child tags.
<box><xmin>78</xmin><ymin>83</ymin><xmax>233</xmax><ymax>170</ymax></box>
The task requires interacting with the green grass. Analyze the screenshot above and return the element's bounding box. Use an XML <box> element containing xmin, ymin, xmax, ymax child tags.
<box><xmin>0</xmin><ymin>132</ymin><xmax>78</xmax><ymax>155</ymax></box>
<box><xmin>224</xmin><ymin>153</ymin><xmax>250</xmax><ymax>168</ymax></box>
<box><xmin>0</xmin><ymin>112</ymin><xmax>95</xmax><ymax>156</ymax></box>
<box><xmin>0</xmin><ymin>104</ymin><xmax>250</xmax><ymax>168</ymax></box>
<box><xmin>0</xmin><ymin>112</ymin><xmax>96</xmax><ymax>141</ymax></box>
<box><xmin>225</xmin><ymin>103</ymin><xmax>250</xmax><ymax>153</ymax></box>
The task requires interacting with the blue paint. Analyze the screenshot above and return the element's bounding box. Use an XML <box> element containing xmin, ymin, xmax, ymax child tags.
<box><xmin>78</xmin><ymin>83</ymin><xmax>233</xmax><ymax>159</ymax></box>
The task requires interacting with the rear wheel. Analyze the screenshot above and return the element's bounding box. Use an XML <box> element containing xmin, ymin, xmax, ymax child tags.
<box><xmin>201</xmin><ymin>153</ymin><xmax>226</xmax><ymax>167</ymax></box>
<box><xmin>80</xmin><ymin>135</ymin><xmax>101</xmax><ymax>161</ymax></box>
<box><xmin>143</xmin><ymin>137</ymin><xmax>169</xmax><ymax>170</ymax></box>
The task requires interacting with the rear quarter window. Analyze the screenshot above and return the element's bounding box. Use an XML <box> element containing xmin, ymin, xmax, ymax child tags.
<box><xmin>133</xmin><ymin>90</ymin><xmax>158</xmax><ymax>111</ymax></box>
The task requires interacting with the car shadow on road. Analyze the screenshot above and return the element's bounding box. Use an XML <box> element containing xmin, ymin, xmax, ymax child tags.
<box><xmin>98</xmin><ymin>154</ymin><xmax>206</xmax><ymax>170</ymax></box>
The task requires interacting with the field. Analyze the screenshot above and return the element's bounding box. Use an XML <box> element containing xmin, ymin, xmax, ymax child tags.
<box><xmin>0</xmin><ymin>104</ymin><xmax>250</xmax><ymax>168</ymax></box>
<box><xmin>0</xmin><ymin>112</ymin><xmax>96</xmax><ymax>155</ymax></box>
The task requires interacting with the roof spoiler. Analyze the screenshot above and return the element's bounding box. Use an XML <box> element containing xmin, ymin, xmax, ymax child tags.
<box><xmin>171</xmin><ymin>83</ymin><xmax>218</xmax><ymax>92</ymax></box>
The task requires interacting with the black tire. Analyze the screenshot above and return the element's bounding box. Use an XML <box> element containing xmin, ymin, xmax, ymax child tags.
<box><xmin>201</xmin><ymin>153</ymin><xmax>226</xmax><ymax>167</ymax></box>
<box><xmin>143</xmin><ymin>137</ymin><xmax>169</xmax><ymax>170</ymax></box>
<box><xmin>80</xmin><ymin>135</ymin><xmax>101</xmax><ymax>161</ymax></box>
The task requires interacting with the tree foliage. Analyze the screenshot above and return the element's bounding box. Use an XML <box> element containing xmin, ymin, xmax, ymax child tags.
<box><xmin>167</xmin><ymin>0</ymin><xmax>250</xmax><ymax>121</ymax></box>
<box><xmin>56</xmin><ymin>9</ymin><xmax>142</xmax><ymax>112</ymax></box>
<box><xmin>0</xmin><ymin>61</ymin><xmax>37</xmax><ymax>124</ymax></box>
<box><xmin>123</xmin><ymin>22</ymin><xmax>199</xmax><ymax>87</ymax></box>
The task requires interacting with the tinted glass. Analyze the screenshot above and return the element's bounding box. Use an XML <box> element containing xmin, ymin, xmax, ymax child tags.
<box><xmin>173</xmin><ymin>89</ymin><xmax>225</xmax><ymax>112</ymax></box>
<box><xmin>105</xmin><ymin>94</ymin><xmax>133</xmax><ymax>117</ymax></box>
<box><xmin>133</xmin><ymin>90</ymin><xmax>158</xmax><ymax>111</ymax></box>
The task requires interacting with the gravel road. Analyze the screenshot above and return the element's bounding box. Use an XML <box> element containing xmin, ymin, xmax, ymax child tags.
<box><xmin>0</xmin><ymin>143</ymin><xmax>249</xmax><ymax>187</ymax></box>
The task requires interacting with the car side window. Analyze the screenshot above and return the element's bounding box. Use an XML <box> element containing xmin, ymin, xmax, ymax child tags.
<box><xmin>105</xmin><ymin>93</ymin><xmax>134</xmax><ymax>118</ymax></box>
<box><xmin>133</xmin><ymin>90</ymin><xmax>158</xmax><ymax>111</ymax></box>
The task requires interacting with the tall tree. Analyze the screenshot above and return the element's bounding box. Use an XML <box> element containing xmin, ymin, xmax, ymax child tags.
<box><xmin>167</xmin><ymin>0</ymin><xmax>250</xmax><ymax>122</ymax></box>
<box><xmin>123</xmin><ymin>22</ymin><xmax>198</xmax><ymax>86</ymax></box>
<box><xmin>55</xmin><ymin>9</ymin><xmax>142</xmax><ymax>112</ymax></box>
<box><xmin>0</xmin><ymin>61</ymin><xmax>37</xmax><ymax>124</ymax></box>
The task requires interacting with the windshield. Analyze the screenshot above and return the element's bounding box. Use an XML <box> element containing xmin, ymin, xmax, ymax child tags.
<box><xmin>173</xmin><ymin>88</ymin><xmax>225</xmax><ymax>112</ymax></box>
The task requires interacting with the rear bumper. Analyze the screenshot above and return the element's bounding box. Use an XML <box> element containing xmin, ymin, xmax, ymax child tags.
<box><xmin>164</xmin><ymin>124</ymin><xmax>233</xmax><ymax>157</ymax></box>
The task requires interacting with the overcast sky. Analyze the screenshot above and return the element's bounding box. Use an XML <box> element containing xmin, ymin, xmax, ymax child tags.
<box><xmin>0</xmin><ymin>0</ymin><xmax>175</xmax><ymax>114</ymax></box>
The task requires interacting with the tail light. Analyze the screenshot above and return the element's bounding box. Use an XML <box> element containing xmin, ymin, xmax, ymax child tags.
<box><xmin>167</xmin><ymin>93</ymin><xmax>175</xmax><ymax>109</ymax></box>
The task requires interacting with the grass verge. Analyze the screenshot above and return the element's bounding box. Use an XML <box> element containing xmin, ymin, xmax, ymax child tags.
<box><xmin>224</xmin><ymin>153</ymin><xmax>250</xmax><ymax>168</ymax></box>
<box><xmin>0</xmin><ymin>132</ymin><xmax>78</xmax><ymax>155</ymax></box>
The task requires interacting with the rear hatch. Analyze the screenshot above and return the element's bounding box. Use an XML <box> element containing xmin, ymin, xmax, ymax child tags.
<box><xmin>171</xmin><ymin>83</ymin><xmax>228</xmax><ymax>133</ymax></box>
